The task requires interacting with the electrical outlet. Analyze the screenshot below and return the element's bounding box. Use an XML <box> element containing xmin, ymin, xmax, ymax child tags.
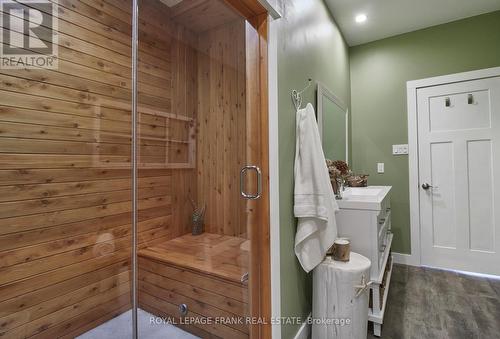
<box><xmin>392</xmin><ymin>144</ymin><xmax>409</xmax><ymax>155</ymax></box>
<box><xmin>377</xmin><ymin>163</ymin><xmax>384</xmax><ymax>173</ymax></box>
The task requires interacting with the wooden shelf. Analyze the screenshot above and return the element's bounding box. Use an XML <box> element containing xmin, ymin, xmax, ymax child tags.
<box><xmin>135</xmin><ymin>107</ymin><xmax>196</xmax><ymax>169</ymax></box>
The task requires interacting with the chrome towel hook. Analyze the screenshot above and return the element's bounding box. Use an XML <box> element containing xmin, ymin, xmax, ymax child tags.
<box><xmin>292</xmin><ymin>78</ymin><xmax>312</xmax><ymax>111</ymax></box>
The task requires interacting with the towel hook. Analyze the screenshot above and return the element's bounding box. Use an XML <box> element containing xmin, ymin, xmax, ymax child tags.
<box><xmin>292</xmin><ymin>78</ymin><xmax>312</xmax><ymax>111</ymax></box>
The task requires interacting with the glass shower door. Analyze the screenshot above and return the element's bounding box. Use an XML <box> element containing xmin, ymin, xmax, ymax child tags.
<box><xmin>0</xmin><ymin>0</ymin><xmax>269</xmax><ymax>336</ymax></box>
<box><xmin>135</xmin><ymin>0</ymin><xmax>268</xmax><ymax>338</ymax></box>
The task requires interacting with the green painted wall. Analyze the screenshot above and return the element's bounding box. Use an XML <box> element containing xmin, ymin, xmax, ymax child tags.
<box><xmin>276</xmin><ymin>0</ymin><xmax>350</xmax><ymax>337</ymax></box>
<box><xmin>349</xmin><ymin>11</ymin><xmax>500</xmax><ymax>254</ymax></box>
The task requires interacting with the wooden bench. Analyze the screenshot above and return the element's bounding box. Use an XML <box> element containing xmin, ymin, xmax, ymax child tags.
<box><xmin>138</xmin><ymin>233</ymin><xmax>249</xmax><ymax>338</ymax></box>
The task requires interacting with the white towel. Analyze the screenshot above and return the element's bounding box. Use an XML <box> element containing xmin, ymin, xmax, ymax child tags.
<box><xmin>294</xmin><ymin>103</ymin><xmax>339</xmax><ymax>273</ymax></box>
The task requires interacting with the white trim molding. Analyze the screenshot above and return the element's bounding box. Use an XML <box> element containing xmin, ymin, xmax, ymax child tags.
<box><xmin>406</xmin><ymin>66</ymin><xmax>500</xmax><ymax>267</ymax></box>
<box><xmin>406</xmin><ymin>83</ymin><xmax>421</xmax><ymax>267</ymax></box>
<box><xmin>268</xmin><ymin>13</ymin><xmax>281</xmax><ymax>339</ymax></box>
<box><xmin>293</xmin><ymin>313</ymin><xmax>312</xmax><ymax>339</ymax></box>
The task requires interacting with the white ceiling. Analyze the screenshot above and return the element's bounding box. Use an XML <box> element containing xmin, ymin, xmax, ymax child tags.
<box><xmin>325</xmin><ymin>0</ymin><xmax>500</xmax><ymax>46</ymax></box>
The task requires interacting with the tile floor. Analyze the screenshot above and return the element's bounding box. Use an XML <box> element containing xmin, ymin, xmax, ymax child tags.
<box><xmin>368</xmin><ymin>264</ymin><xmax>500</xmax><ymax>339</ymax></box>
<box><xmin>77</xmin><ymin>309</ymin><xmax>199</xmax><ymax>339</ymax></box>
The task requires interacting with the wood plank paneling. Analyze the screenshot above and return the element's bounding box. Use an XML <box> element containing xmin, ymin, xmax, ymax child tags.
<box><xmin>196</xmin><ymin>19</ymin><xmax>247</xmax><ymax>237</ymax></box>
<box><xmin>138</xmin><ymin>255</ymin><xmax>249</xmax><ymax>338</ymax></box>
<box><xmin>138</xmin><ymin>256</ymin><xmax>247</xmax><ymax>304</ymax></box>
<box><xmin>0</xmin><ymin>0</ymin><xmax>197</xmax><ymax>336</ymax></box>
<box><xmin>140</xmin><ymin>292</ymin><xmax>248</xmax><ymax>339</ymax></box>
<box><xmin>0</xmin><ymin>0</ymin><xmax>261</xmax><ymax>337</ymax></box>
<box><xmin>0</xmin><ymin>260</ymin><xmax>129</xmax><ymax>317</ymax></box>
<box><xmin>140</xmin><ymin>280</ymin><xmax>248</xmax><ymax>334</ymax></box>
<box><xmin>170</xmin><ymin>0</ymin><xmax>241</xmax><ymax>33</ymax></box>
<box><xmin>139</xmin><ymin>270</ymin><xmax>246</xmax><ymax>316</ymax></box>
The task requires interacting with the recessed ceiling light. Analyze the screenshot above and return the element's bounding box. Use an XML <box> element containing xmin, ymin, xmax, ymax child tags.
<box><xmin>355</xmin><ymin>14</ymin><xmax>367</xmax><ymax>23</ymax></box>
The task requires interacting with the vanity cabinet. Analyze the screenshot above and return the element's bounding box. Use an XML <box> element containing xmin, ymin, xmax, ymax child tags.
<box><xmin>335</xmin><ymin>186</ymin><xmax>392</xmax><ymax>337</ymax></box>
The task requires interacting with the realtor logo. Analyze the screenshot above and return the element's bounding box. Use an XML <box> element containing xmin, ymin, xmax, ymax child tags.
<box><xmin>0</xmin><ymin>0</ymin><xmax>58</xmax><ymax>69</ymax></box>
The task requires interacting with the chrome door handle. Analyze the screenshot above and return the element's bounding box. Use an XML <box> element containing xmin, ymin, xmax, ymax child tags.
<box><xmin>240</xmin><ymin>165</ymin><xmax>262</xmax><ymax>200</ymax></box>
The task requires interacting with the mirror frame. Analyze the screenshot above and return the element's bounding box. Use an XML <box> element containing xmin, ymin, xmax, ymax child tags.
<box><xmin>317</xmin><ymin>82</ymin><xmax>349</xmax><ymax>163</ymax></box>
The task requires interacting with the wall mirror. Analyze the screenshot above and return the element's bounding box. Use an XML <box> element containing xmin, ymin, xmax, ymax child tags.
<box><xmin>317</xmin><ymin>82</ymin><xmax>349</xmax><ymax>162</ymax></box>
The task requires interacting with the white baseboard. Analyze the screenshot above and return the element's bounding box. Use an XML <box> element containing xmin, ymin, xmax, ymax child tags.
<box><xmin>293</xmin><ymin>313</ymin><xmax>311</xmax><ymax>339</ymax></box>
<box><xmin>392</xmin><ymin>252</ymin><xmax>420</xmax><ymax>266</ymax></box>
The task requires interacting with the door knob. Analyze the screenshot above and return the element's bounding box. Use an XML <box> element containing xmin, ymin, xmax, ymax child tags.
<box><xmin>422</xmin><ymin>183</ymin><xmax>432</xmax><ymax>190</ymax></box>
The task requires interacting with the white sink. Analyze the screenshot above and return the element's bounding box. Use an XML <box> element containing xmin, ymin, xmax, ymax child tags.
<box><xmin>336</xmin><ymin>186</ymin><xmax>391</xmax><ymax>210</ymax></box>
<box><xmin>346</xmin><ymin>187</ymin><xmax>383</xmax><ymax>196</ymax></box>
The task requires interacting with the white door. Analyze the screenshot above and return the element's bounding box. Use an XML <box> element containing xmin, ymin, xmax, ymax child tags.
<box><xmin>417</xmin><ymin>76</ymin><xmax>500</xmax><ymax>275</ymax></box>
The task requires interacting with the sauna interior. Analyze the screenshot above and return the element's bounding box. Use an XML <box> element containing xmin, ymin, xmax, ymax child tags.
<box><xmin>0</xmin><ymin>0</ymin><xmax>259</xmax><ymax>337</ymax></box>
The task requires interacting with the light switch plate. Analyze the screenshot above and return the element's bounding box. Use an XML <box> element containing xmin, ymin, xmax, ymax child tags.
<box><xmin>392</xmin><ymin>144</ymin><xmax>409</xmax><ymax>155</ymax></box>
<box><xmin>377</xmin><ymin>163</ymin><xmax>384</xmax><ymax>173</ymax></box>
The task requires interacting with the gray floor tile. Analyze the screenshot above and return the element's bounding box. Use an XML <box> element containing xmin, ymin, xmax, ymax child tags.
<box><xmin>370</xmin><ymin>266</ymin><xmax>500</xmax><ymax>339</ymax></box>
<box><xmin>391</xmin><ymin>264</ymin><xmax>408</xmax><ymax>284</ymax></box>
<box><xmin>78</xmin><ymin>309</ymin><xmax>199</xmax><ymax>339</ymax></box>
<box><xmin>440</xmin><ymin>309</ymin><xmax>480</xmax><ymax>338</ymax></box>
<box><xmin>458</xmin><ymin>275</ymin><xmax>497</xmax><ymax>298</ymax></box>
<box><xmin>487</xmin><ymin>278</ymin><xmax>500</xmax><ymax>298</ymax></box>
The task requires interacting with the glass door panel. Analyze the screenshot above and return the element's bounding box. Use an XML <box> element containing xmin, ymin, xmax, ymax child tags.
<box><xmin>0</xmin><ymin>0</ymin><xmax>134</xmax><ymax>337</ymax></box>
<box><xmin>135</xmin><ymin>0</ymin><xmax>264</xmax><ymax>338</ymax></box>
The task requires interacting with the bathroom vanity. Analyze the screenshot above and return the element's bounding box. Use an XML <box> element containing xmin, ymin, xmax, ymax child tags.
<box><xmin>336</xmin><ymin>186</ymin><xmax>393</xmax><ymax>337</ymax></box>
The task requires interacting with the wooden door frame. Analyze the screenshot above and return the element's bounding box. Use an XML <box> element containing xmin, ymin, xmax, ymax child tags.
<box><xmin>222</xmin><ymin>1</ymin><xmax>273</xmax><ymax>338</ymax></box>
<box><xmin>405</xmin><ymin>66</ymin><xmax>500</xmax><ymax>268</ymax></box>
